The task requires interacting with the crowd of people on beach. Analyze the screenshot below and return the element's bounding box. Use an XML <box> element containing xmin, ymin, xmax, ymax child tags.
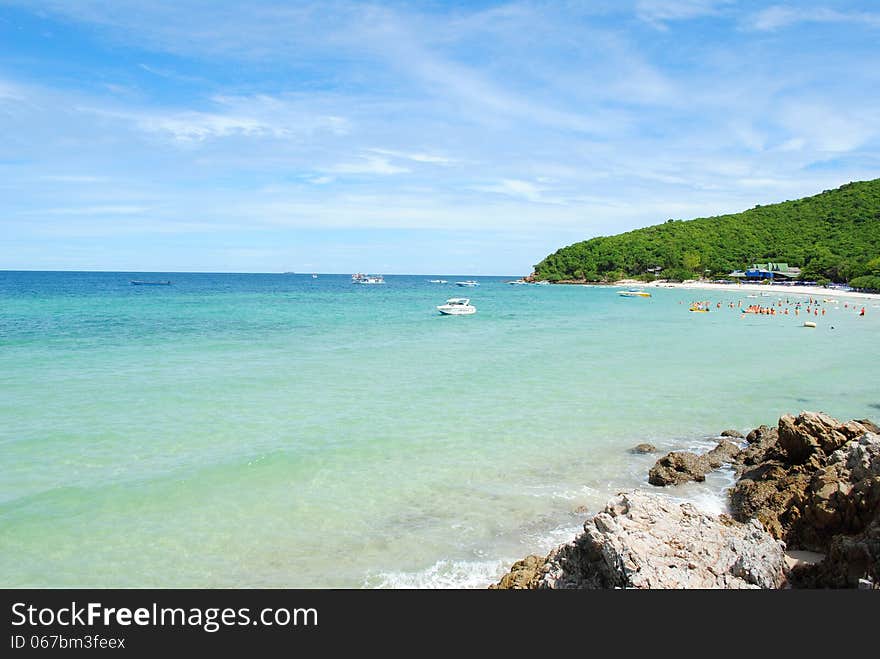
<box><xmin>683</xmin><ymin>295</ymin><xmax>867</xmax><ymax>318</ymax></box>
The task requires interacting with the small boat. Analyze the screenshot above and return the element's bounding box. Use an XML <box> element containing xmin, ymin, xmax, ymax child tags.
<box><xmin>689</xmin><ymin>304</ymin><xmax>709</xmax><ymax>312</ymax></box>
<box><xmin>507</xmin><ymin>279</ymin><xmax>529</xmax><ymax>285</ymax></box>
<box><xmin>455</xmin><ymin>280</ymin><xmax>479</xmax><ymax>287</ymax></box>
<box><xmin>352</xmin><ymin>273</ymin><xmax>385</xmax><ymax>285</ymax></box>
<box><xmin>428</xmin><ymin>279</ymin><xmax>448</xmax><ymax>284</ymax></box>
<box><xmin>534</xmin><ymin>280</ymin><xmax>550</xmax><ymax>285</ymax></box>
<box><xmin>437</xmin><ymin>298</ymin><xmax>476</xmax><ymax>315</ymax></box>
<box><xmin>803</xmin><ymin>321</ymin><xmax>817</xmax><ymax>328</ymax></box>
<box><xmin>312</xmin><ymin>274</ymin><xmax>318</xmax><ymax>279</ymax></box>
<box><xmin>619</xmin><ymin>289</ymin><xmax>651</xmax><ymax>298</ymax></box>
<box><xmin>130</xmin><ymin>280</ymin><xmax>171</xmax><ymax>286</ymax></box>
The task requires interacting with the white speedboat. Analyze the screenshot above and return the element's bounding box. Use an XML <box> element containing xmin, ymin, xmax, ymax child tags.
<box><xmin>352</xmin><ymin>273</ymin><xmax>385</xmax><ymax>284</ymax></box>
<box><xmin>437</xmin><ymin>298</ymin><xmax>476</xmax><ymax>315</ymax></box>
<box><xmin>428</xmin><ymin>279</ymin><xmax>448</xmax><ymax>284</ymax></box>
<box><xmin>455</xmin><ymin>280</ymin><xmax>479</xmax><ymax>287</ymax></box>
<box><xmin>618</xmin><ymin>289</ymin><xmax>651</xmax><ymax>298</ymax></box>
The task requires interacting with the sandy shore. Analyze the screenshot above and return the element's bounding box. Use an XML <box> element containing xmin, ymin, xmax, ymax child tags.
<box><xmin>630</xmin><ymin>280</ymin><xmax>880</xmax><ymax>302</ymax></box>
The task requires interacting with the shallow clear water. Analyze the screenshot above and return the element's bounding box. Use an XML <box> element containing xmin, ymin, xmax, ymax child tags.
<box><xmin>1</xmin><ymin>272</ymin><xmax>877</xmax><ymax>587</ymax></box>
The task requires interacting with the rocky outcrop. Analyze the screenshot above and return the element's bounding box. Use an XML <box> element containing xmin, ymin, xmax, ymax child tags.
<box><xmin>793</xmin><ymin>511</ymin><xmax>880</xmax><ymax>588</ymax></box>
<box><xmin>731</xmin><ymin>412</ymin><xmax>879</xmax><ymax>551</ymax></box>
<box><xmin>494</xmin><ymin>411</ymin><xmax>879</xmax><ymax>590</ymax></box>
<box><xmin>648</xmin><ymin>440</ymin><xmax>741</xmax><ymax>486</ymax></box>
<box><xmin>777</xmin><ymin>411</ymin><xmax>870</xmax><ymax>465</ymax></box>
<box><xmin>521</xmin><ymin>492</ymin><xmax>786</xmax><ymax>589</ymax></box>
<box><xmin>630</xmin><ymin>443</ymin><xmax>657</xmax><ymax>454</ymax></box>
<box><xmin>489</xmin><ymin>555</ymin><xmax>546</xmax><ymax>589</ymax></box>
<box><xmin>721</xmin><ymin>429</ymin><xmax>744</xmax><ymax>438</ymax></box>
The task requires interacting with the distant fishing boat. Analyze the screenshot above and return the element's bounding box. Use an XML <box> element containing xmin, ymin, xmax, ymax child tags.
<box><xmin>130</xmin><ymin>280</ymin><xmax>171</xmax><ymax>286</ymax></box>
<box><xmin>619</xmin><ymin>289</ymin><xmax>651</xmax><ymax>298</ymax></box>
<box><xmin>455</xmin><ymin>280</ymin><xmax>479</xmax><ymax>287</ymax></box>
<box><xmin>427</xmin><ymin>279</ymin><xmax>448</xmax><ymax>284</ymax></box>
<box><xmin>312</xmin><ymin>274</ymin><xmax>318</xmax><ymax>279</ymax></box>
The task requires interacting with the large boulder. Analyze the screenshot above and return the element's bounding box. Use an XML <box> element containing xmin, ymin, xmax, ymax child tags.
<box><xmin>730</xmin><ymin>463</ymin><xmax>811</xmax><ymax>540</ymax></box>
<box><xmin>797</xmin><ymin>432</ymin><xmax>880</xmax><ymax>548</ymax></box>
<box><xmin>649</xmin><ymin>440</ymin><xmax>741</xmax><ymax>486</ymax></box>
<box><xmin>732</xmin><ymin>427</ymin><xmax>880</xmax><ymax>552</ymax></box>
<box><xmin>537</xmin><ymin>491</ymin><xmax>786</xmax><ymax>589</ymax></box>
<box><xmin>777</xmin><ymin>412</ymin><xmax>872</xmax><ymax>465</ymax></box>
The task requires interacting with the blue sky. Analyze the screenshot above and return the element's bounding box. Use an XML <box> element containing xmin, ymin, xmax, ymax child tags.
<box><xmin>1</xmin><ymin>0</ymin><xmax>878</xmax><ymax>274</ymax></box>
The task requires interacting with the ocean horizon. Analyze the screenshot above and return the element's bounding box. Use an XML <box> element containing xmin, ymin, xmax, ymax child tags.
<box><xmin>2</xmin><ymin>270</ymin><xmax>878</xmax><ymax>587</ymax></box>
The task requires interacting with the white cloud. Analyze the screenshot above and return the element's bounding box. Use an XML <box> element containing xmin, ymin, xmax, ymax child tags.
<box><xmin>471</xmin><ymin>179</ymin><xmax>559</xmax><ymax>204</ymax></box>
<box><xmin>749</xmin><ymin>6</ymin><xmax>880</xmax><ymax>31</ymax></box>
<box><xmin>368</xmin><ymin>148</ymin><xmax>456</xmax><ymax>165</ymax></box>
<box><xmin>636</xmin><ymin>0</ymin><xmax>732</xmax><ymax>28</ymax></box>
<box><xmin>327</xmin><ymin>156</ymin><xmax>410</xmax><ymax>176</ymax></box>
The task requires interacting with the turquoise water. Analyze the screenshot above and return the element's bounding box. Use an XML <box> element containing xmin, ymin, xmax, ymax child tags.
<box><xmin>1</xmin><ymin>272</ymin><xmax>878</xmax><ymax>587</ymax></box>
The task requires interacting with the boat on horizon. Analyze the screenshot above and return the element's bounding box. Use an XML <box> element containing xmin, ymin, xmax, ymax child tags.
<box><xmin>352</xmin><ymin>273</ymin><xmax>385</xmax><ymax>285</ymax></box>
<box><xmin>130</xmin><ymin>280</ymin><xmax>172</xmax><ymax>286</ymax></box>
<box><xmin>437</xmin><ymin>298</ymin><xmax>476</xmax><ymax>315</ymax></box>
<box><xmin>428</xmin><ymin>279</ymin><xmax>448</xmax><ymax>284</ymax></box>
<box><xmin>455</xmin><ymin>280</ymin><xmax>479</xmax><ymax>287</ymax></box>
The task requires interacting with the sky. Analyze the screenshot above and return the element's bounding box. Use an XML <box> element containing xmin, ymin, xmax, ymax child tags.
<box><xmin>1</xmin><ymin>1</ymin><xmax>879</xmax><ymax>275</ymax></box>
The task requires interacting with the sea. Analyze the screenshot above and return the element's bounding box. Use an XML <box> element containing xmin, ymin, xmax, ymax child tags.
<box><xmin>1</xmin><ymin>271</ymin><xmax>877</xmax><ymax>587</ymax></box>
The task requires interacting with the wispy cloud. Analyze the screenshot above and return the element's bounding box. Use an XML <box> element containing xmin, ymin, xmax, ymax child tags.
<box><xmin>326</xmin><ymin>156</ymin><xmax>410</xmax><ymax>176</ymax></box>
<box><xmin>472</xmin><ymin>179</ymin><xmax>561</xmax><ymax>204</ymax></box>
<box><xmin>635</xmin><ymin>0</ymin><xmax>732</xmax><ymax>29</ymax></box>
<box><xmin>748</xmin><ymin>5</ymin><xmax>880</xmax><ymax>31</ymax></box>
<box><xmin>368</xmin><ymin>148</ymin><xmax>456</xmax><ymax>166</ymax></box>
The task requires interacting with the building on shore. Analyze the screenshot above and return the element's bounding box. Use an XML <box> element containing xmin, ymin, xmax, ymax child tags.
<box><xmin>728</xmin><ymin>263</ymin><xmax>801</xmax><ymax>282</ymax></box>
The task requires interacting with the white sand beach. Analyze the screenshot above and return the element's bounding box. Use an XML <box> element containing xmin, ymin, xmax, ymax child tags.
<box><xmin>633</xmin><ymin>280</ymin><xmax>880</xmax><ymax>302</ymax></box>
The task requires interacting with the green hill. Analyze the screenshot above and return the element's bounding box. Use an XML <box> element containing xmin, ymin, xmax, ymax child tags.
<box><xmin>533</xmin><ymin>179</ymin><xmax>880</xmax><ymax>289</ymax></box>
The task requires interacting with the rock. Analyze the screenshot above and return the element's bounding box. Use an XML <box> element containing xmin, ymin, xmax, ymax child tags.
<box><xmin>732</xmin><ymin>428</ymin><xmax>880</xmax><ymax>553</ymax></box>
<box><xmin>721</xmin><ymin>429</ymin><xmax>744</xmax><ymax>438</ymax></box>
<box><xmin>630</xmin><ymin>443</ymin><xmax>657</xmax><ymax>454</ymax></box>
<box><xmin>648</xmin><ymin>440</ymin><xmax>741</xmax><ymax>486</ymax></box>
<box><xmin>730</xmin><ymin>464</ymin><xmax>811</xmax><ymax>541</ymax></box>
<box><xmin>746</xmin><ymin>424</ymin><xmax>777</xmax><ymax>444</ymax></box>
<box><xmin>490</xmin><ymin>555</ymin><xmax>547</xmax><ymax>589</ymax></box>
<box><xmin>649</xmin><ymin>451</ymin><xmax>707</xmax><ymax>486</ymax></box>
<box><xmin>537</xmin><ymin>491</ymin><xmax>786</xmax><ymax>589</ymax></box>
<box><xmin>796</xmin><ymin>432</ymin><xmax>880</xmax><ymax>548</ymax></box>
<box><xmin>791</xmin><ymin>509</ymin><xmax>880</xmax><ymax>588</ymax></box>
<box><xmin>777</xmin><ymin>412</ymin><xmax>872</xmax><ymax>465</ymax></box>
<box><xmin>856</xmin><ymin>419</ymin><xmax>880</xmax><ymax>434</ymax></box>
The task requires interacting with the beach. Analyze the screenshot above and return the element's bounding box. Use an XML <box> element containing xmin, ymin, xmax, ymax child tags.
<box><xmin>638</xmin><ymin>279</ymin><xmax>880</xmax><ymax>301</ymax></box>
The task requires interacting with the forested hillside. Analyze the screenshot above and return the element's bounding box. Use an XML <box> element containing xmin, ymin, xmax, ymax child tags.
<box><xmin>533</xmin><ymin>179</ymin><xmax>880</xmax><ymax>289</ymax></box>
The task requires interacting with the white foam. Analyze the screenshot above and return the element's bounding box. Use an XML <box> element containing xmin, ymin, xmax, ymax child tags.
<box><xmin>364</xmin><ymin>558</ymin><xmax>510</xmax><ymax>589</ymax></box>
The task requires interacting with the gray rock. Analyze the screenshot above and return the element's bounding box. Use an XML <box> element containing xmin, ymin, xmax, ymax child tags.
<box><xmin>630</xmin><ymin>443</ymin><xmax>657</xmax><ymax>454</ymax></box>
<box><xmin>539</xmin><ymin>491</ymin><xmax>787</xmax><ymax>589</ymax></box>
<box><xmin>721</xmin><ymin>429</ymin><xmax>744</xmax><ymax>438</ymax></box>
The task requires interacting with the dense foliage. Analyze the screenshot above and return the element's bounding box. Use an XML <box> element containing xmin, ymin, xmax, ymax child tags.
<box><xmin>533</xmin><ymin>179</ymin><xmax>880</xmax><ymax>284</ymax></box>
